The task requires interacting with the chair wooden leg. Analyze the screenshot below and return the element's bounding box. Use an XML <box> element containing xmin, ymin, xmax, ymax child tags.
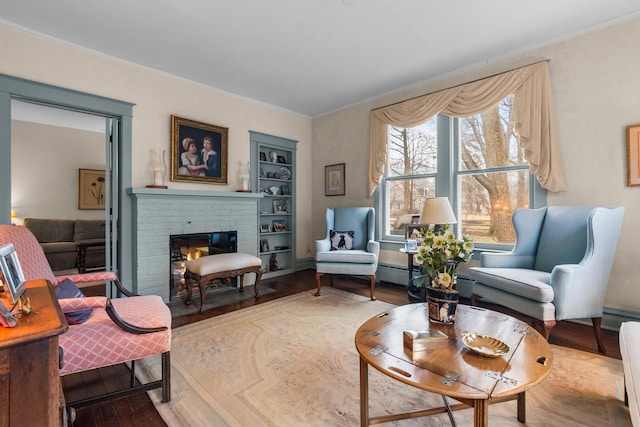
<box><xmin>532</xmin><ymin>319</ymin><xmax>556</xmax><ymax>340</ymax></box>
<box><xmin>315</xmin><ymin>272</ymin><xmax>324</xmax><ymax>296</ymax></box>
<box><xmin>254</xmin><ymin>269</ymin><xmax>263</xmax><ymax>298</ymax></box>
<box><xmin>162</xmin><ymin>351</ymin><xmax>171</xmax><ymax>403</ymax></box>
<box><xmin>541</xmin><ymin>320</ymin><xmax>556</xmax><ymax>340</ymax></box>
<box><xmin>592</xmin><ymin>317</ymin><xmax>606</xmax><ymax>354</ymax></box>
<box><xmin>130</xmin><ymin>360</ymin><xmax>136</xmax><ymax>387</ymax></box>
<box><xmin>368</xmin><ymin>275</ymin><xmax>376</xmax><ymax>301</ymax></box>
<box><xmin>470</xmin><ymin>293</ymin><xmax>479</xmax><ymax>306</ymax></box>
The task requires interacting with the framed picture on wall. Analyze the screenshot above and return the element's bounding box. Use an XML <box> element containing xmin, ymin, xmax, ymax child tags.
<box><xmin>325</xmin><ymin>163</ymin><xmax>345</xmax><ymax>196</ymax></box>
<box><xmin>627</xmin><ymin>123</ymin><xmax>640</xmax><ymax>186</ymax></box>
<box><xmin>170</xmin><ymin>115</ymin><xmax>228</xmax><ymax>184</ymax></box>
<box><xmin>78</xmin><ymin>168</ymin><xmax>106</xmax><ymax>210</ymax></box>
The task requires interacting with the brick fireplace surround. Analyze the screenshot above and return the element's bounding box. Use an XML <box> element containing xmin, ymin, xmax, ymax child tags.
<box><xmin>129</xmin><ymin>188</ymin><xmax>262</xmax><ymax>301</ymax></box>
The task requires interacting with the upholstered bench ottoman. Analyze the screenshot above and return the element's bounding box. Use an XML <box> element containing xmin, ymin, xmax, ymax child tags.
<box><xmin>621</xmin><ymin>322</ymin><xmax>640</xmax><ymax>426</ymax></box>
<box><xmin>184</xmin><ymin>253</ymin><xmax>263</xmax><ymax>314</ymax></box>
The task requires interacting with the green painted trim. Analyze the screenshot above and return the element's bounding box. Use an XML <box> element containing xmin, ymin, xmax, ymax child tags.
<box><xmin>0</xmin><ymin>72</ymin><xmax>134</xmax><ymax>293</ymax></box>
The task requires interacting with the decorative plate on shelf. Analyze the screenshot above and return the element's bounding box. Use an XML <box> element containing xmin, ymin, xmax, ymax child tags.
<box><xmin>259</xmin><ymin>165</ymin><xmax>265</xmax><ymax>178</ymax></box>
<box><xmin>461</xmin><ymin>332</ymin><xmax>509</xmax><ymax>357</ymax></box>
<box><xmin>278</xmin><ymin>167</ymin><xmax>291</xmax><ymax>180</ymax></box>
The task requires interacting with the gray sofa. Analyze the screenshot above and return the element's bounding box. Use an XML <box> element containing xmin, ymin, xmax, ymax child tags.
<box><xmin>22</xmin><ymin>218</ymin><xmax>106</xmax><ymax>273</ymax></box>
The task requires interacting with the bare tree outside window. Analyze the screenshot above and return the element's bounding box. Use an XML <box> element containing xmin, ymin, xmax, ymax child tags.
<box><xmin>386</xmin><ymin>118</ymin><xmax>437</xmax><ymax>235</ymax></box>
<box><xmin>384</xmin><ymin>97</ymin><xmax>531</xmax><ymax>245</ymax></box>
<box><xmin>459</xmin><ymin>97</ymin><xmax>529</xmax><ymax>244</ymax></box>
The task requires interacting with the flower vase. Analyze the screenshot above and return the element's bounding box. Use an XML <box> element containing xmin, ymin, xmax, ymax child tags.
<box><xmin>238</xmin><ymin>161</ymin><xmax>250</xmax><ymax>192</ymax></box>
<box><xmin>426</xmin><ymin>286</ymin><xmax>459</xmax><ymax>324</ymax></box>
<box><xmin>147</xmin><ymin>148</ymin><xmax>168</xmax><ymax>188</ymax></box>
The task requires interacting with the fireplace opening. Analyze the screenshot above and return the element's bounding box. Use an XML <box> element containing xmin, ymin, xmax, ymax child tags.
<box><xmin>170</xmin><ymin>231</ymin><xmax>237</xmax><ymax>300</ymax></box>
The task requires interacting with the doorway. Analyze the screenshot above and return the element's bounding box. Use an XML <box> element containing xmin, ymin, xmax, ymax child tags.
<box><xmin>0</xmin><ymin>73</ymin><xmax>135</xmax><ymax>294</ymax></box>
<box><xmin>11</xmin><ymin>100</ymin><xmax>112</xmax><ymax>274</ymax></box>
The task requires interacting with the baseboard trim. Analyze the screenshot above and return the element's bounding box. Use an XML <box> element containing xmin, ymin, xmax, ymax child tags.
<box><xmin>295</xmin><ymin>257</ymin><xmax>314</xmax><ymax>272</ymax></box>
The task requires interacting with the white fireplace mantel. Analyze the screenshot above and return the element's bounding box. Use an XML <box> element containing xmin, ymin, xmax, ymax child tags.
<box><xmin>128</xmin><ymin>188</ymin><xmax>262</xmax><ymax>300</ymax></box>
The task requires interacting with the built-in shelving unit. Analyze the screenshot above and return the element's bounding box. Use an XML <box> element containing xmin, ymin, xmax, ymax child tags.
<box><xmin>249</xmin><ymin>131</ymin><xmax>298</xmax><ymax>278</ymax></box>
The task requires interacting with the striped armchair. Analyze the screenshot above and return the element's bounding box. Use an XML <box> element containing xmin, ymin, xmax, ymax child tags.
<box><xmin>0</xmin><ymin>224</ymin><xmax>171</xmax><ymax>408</ymax></box>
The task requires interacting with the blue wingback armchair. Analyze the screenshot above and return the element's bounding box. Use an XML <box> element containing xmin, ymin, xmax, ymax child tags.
<box><xmin>469</xmin><ymin>206</ymin><xmax>624</xmax><ymax>353</ymax></box>
<box><xmin>315</xmin><ymin>207</ymin><xmax>379</xmax><ymax>300</ymax></box>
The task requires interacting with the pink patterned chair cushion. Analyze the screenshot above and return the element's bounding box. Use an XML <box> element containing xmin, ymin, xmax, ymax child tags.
<box><xmin>59</xmin><ymin>295</ymin><xmax>171</xmax><ymax>376</ymax></box>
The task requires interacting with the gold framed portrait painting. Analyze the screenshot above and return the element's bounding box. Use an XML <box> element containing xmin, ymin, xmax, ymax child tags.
<box><xmin>170</xmin><ymin>115</ymin><xmax>228</xmax><ymax>184</ymax></box>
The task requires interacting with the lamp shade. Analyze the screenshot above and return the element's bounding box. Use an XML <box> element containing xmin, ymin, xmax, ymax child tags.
<box><xmin>419</xmin><ymin>197</ymin><xmax>457</xmax><ymax>225</ymax></box>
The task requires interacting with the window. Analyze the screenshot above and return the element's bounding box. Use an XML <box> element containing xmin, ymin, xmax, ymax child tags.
<box><xmin>379</xmin><ymin>97</ymin><xmax>544</xmax><ymax>248</ymax></box>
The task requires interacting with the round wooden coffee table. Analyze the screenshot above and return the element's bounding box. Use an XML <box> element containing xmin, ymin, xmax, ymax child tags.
<box><xmin>355</xmin><ymin>304</ymin><xmax>553</xmax><ymax>427</ymax></box>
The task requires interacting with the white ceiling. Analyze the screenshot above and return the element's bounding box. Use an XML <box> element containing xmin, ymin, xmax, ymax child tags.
<box><xmin>2</xmin><ymin>0</ymin><xmax>640</xmax><ymax>117</ymax></box>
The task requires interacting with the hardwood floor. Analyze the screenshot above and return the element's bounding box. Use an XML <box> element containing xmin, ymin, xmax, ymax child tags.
<box><xmin>64</xmin><ymin>269</ymin><xmax>621</xmax><ymax>426</ymax></box>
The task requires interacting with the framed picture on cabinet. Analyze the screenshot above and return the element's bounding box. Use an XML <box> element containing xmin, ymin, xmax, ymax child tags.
<box><xmin>325</xmin><ymin>163</ymin><xmax>345</xmax><ymax>196</ymax></box>
<box><xmin>260</xmin><ymin>239</ymin><xmax>270</xmax><ymax>252</ymax></box>
<box><xmin>260</xmin><ymin>224</ymin><xmax>271</xmax><ymax>233</ymax></box>
<box><xmin>0</xmin><ymin>243</ymin><xmax>26</xmax><ymax>303</ymax></box>
<box><xmin>277</xmin><ymin>155</ymin><xmax>287</xmax><ymax>164</ymax></box>
<box><xmin>281</xmin><ymin>185</ymin><xmax>290</xmax><ymax>195</ymax></box>
<box><xmin>170</xmin><ymin>115</ymin><xmax>228</xmax><ymax>184</ymax></box>
<box><xmin>627</xmin><ymin>123</ymin><xmax>640</xmax><ymax>186</ymax></box>
<box><xmin>260</xmin><ymin>152</ymin><xmax>267</xmax><ymax>162</ymax></box>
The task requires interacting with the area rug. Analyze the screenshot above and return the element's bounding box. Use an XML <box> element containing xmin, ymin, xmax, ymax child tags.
<box><xmin>138</xmin><ymin>287</ymin><xmax>630</xmax><ymax>426</ymax></box>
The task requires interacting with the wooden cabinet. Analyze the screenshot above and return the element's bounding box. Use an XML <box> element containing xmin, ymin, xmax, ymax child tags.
<box><xmin>250</xmin><ymin>131</ymin><xmax>298</xmax><ymax>279</ymax></box>
<box><xmin>0</xmin><ymin>279</ymin><xmax>67</xmax><ymax>427</ymax></box>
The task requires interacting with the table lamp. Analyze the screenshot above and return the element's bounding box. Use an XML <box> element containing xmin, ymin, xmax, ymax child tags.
<box><xmin>419</xmin><ymin>197</ymin><xmax>457</xmax><ymax>231</ymax></box>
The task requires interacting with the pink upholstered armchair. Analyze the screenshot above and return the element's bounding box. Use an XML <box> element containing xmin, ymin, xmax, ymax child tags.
<box><xmin>0</xmin><ymin>224</ymin><xmax>171</xmax><ymax>408</ymax></box>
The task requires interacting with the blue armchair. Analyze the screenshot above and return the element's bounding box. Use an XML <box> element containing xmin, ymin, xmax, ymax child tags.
<box><xmin>315</xmin><ymin>207</ymin><xmax>379</xmax><ymax>300</ymax></box>
<box><xmin>469</xmin><ymin>206</ymin><xmax>624</xmax><ymax>353</ymax></box>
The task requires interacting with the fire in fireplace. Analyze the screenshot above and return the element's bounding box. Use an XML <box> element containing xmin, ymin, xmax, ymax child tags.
<box><xmin>169</xmin><ymin>231</ymin><xmax>237</xmax><ymax>300</ymax></box>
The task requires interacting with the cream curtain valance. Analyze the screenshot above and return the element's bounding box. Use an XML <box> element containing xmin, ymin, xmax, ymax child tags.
<box><xmin>368</xmin><ymin>61</ymin><xmax>566</xmax><ymax>196</ymax></box>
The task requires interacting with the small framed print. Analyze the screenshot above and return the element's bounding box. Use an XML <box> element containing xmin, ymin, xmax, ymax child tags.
<box><xmin>627</xmin><ymin>123</ymin><xmax>640</xmax><ymax>186</ymax></box>
<box><xmin>272</xmin><ymin>219</ymin><xmax>287</xmax><ymax>232</ymax></box>
<box><xmin>0</xmin><ymin>243</ymin><xmax>26</xmax><ymax>303</ymax></box>
<box><xmin>260</xmin><ymin>224</ymin><xmax>271</xmax><ymax>233</ymax></box>
<box><xmin>273</xmin><ymin>199</ymin><xmax>288</xmax><ymax>213</ymax></box>
<box><xmin>277</xmin><ymin>155</ymin><xmax>287</xmax><ymax>164</ymax></box>
<box><xmin>325</xmin><ymin>163</ymin><xmax>345</xmax><ymax>196</ymax></box>
<box><xmin>260</xmin><ymin>152</ymin><xmax>267</xmax><ymax>162</ymax></box>
<box><xmin>281</xmin><ymin>185</ymin><xmax>290</xmax><ymax>195</ymax></box>
<box><xmin>260</xmin><ymin>239</ymin><xmax>270</xmax><ymax>252</ymax></box>
<box><xmin>78</xmin><ymin>169</ymin><xmax>106</xmax><ymax>210</ymax></box>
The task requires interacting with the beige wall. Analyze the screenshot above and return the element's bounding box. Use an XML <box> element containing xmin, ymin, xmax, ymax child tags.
<box><xmin>11</xmin><ymin>120</ymin><xmax>105</xmax><ymax>221</ymax></box>
<box><xmin>312</xmin><ymin>17</ymin><xmax>640</xmax><ymax>313</ymax></box>
<box><xmin>0</xmin><ymin>24</ymin><xmax>313</xmax><ymax>260</ymax></box>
